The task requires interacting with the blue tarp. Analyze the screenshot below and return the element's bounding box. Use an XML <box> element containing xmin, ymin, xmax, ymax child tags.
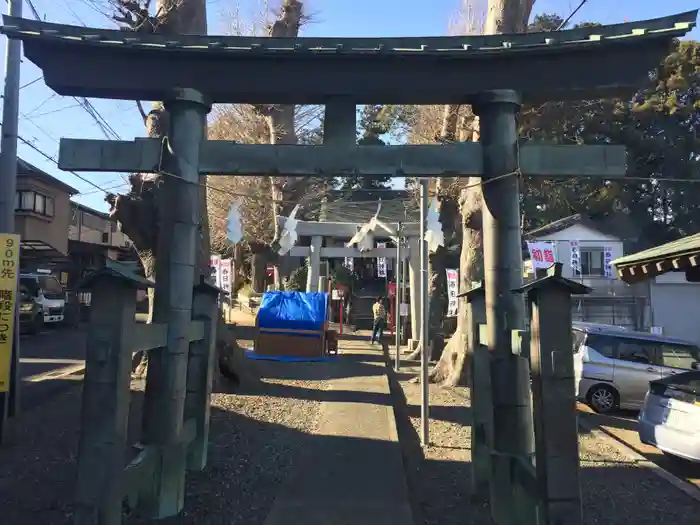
<box><xmin>245</xmin><ymin>350</ymin><xmax>338</xmax><ymax>363</ymax></box>
<box><xmin>257</xmin><ymin>291</ymin><xmax>328</xmax><ymax>332</ymax></box>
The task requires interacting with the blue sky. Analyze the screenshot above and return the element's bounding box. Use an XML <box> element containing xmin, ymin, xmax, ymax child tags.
<box><xmin>2</xmin><ymin>0</ymin><xmax>698</xmax><ymax>212</ymax></box>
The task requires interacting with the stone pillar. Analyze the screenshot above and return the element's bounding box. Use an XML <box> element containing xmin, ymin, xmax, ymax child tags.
<box><xmin>473</xmin><ymin>89</ymin><xmax>534</xmax><ymax>525</ymax></box>
<box><xmin>408</xmin><ymin>235</ymin><xmax>422</xmax><ymax>350</ymax></box>
<box><xmin>141</xmin><ymin>88</ymin><xmax>211</xmax><ymax>519</ymax></box>
<box><xmin>306</xmin><ymin>235</ymin><xmax>322</xmax><ymax>292</ymax></box>
<box><xmin>184</xmin><ymin>280</ymin><xmax>219</xmax><ymax>471</ymax></box>
<box><xmin>74</xmin><ymin>270</ymin><xmax>143</xmax><ymax>525</ymax></box>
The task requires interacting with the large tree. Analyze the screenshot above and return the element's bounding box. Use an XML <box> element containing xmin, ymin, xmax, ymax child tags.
<box><xmin>340</xmin><ymin>105</ymin><xmax>402</xmax><ymax>191</ymax></box>
<box><xmin>105</xmin><ymin>0</ymin><xmax>209</xmax><ymax>377</ymax></box>
<box><xmin>429</xmin><ymin>0</ymin><xmax>535</xmax><ymax>386</ymax></box>
<box><xmin>520</xmin><ymin>38</ymin><xmax>700</xmax><ymax>248</ymax></box>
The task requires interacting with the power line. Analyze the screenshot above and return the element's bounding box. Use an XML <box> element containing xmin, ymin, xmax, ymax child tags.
<box><xmin>557</xmin><ymin>0</ymin><xmax>589</xmax><ymax>31</ymax></box>
<box><xmin>2</xmin><ymin>119</ymin><xmax>115</xmax><ymax>194</ymax></box>
<box><xmin>24</xmin><ymin>0</ymin><xmax>122</xmax><ymax>142</ymax></box>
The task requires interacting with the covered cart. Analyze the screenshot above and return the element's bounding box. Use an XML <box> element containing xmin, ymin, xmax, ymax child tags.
<box><xmin>255</xmin><ymin>291</ymin><xmax>329</xmax><ymax>358</ymax></box>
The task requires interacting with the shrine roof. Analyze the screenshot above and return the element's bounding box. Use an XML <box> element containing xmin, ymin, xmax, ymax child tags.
<box><xmin>1</xmin><ymin>11</ymin><xmax>696</xmax><ymax>104</ymax></box>
<box><xmin>320</xmin><ymin>194</ymin><xmax>419</xmax><ymax>224</ymax></box>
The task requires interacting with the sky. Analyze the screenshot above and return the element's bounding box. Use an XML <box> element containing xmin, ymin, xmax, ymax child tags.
<box><xmin>1</xmin><ymin>0</ymin><xmax>698</xmax><ymax>213</ymax></box>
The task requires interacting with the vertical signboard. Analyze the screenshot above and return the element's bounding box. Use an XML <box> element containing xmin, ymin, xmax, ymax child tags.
<box><xmin>376</xmin><ymin>242</ymin><xmax>387</xmax><ymax>278</ymax></box>
<box><xmin>569</xmin><ymin>241</ymin><xmax>581</xmax><ymax>276</ymax></box>
<box><xmin>220</xmin><ymin>259</ymin><xmax>232</xmax><ymax>296</ymax></box>
<box><xmin>210</xmin><ymin>254</ymin><xmax>221</xmax><ymax>287</ymax></box>
<box><xmin>604</xmin><ymin>246</ymin><xmax>614</xmax><ymax>278</ymax></box>
<box><xmin>445</xmin><ymin>268</ymin><xmax>459</xmax><ymax>317</ymax></box>
<box><xmin>0</xmin><ymin>234</ymin><xmax>20</xmax><ymax>392</ymax></box>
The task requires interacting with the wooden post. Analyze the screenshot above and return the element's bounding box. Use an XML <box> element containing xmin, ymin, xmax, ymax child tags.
<box><xmin>459</xmin><ymin>282</ymin><xmax>493</xmax><ymax>499</ymax></box>
<box><xmin>514</xmin><ymin>263</ymin><xmax>591</xmax><ymax>525</ymax></box>
<box><xmin>185</xmin><ymin>279</ymin><xmax>220</xmax><ymax>471</ymax></box>
<box><xmin>74</xmin><ymin>261</ymin><xmax>153</xmax><ymax>525</ymax></box>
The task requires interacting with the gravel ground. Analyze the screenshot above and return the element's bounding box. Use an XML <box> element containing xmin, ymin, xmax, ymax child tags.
<box><xmin>391</xmin><ymin>362</ymin><xmax>700</xmax><ymax>525</ymax></box>
<box><xmin>0</xmin><ymin>360</ymin><xmax>329</xmax><ymax>525</ymax></box>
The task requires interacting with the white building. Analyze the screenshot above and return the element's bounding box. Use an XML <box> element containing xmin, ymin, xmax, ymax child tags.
<box><xmin>524</xmin><ymin>214</ymin><xmax>647</xmax><ymax>329</ymax></box>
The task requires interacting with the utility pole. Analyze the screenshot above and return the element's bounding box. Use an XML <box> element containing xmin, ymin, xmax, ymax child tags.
<box><xmin>0</xmin><ymin>0</ymin><xmax>24</xmax><ymax>442</ymax></box>
<box><xmin>419</xmin><ymin>178</ymin><xmax>430</xmax><ymax>446</ymax></box>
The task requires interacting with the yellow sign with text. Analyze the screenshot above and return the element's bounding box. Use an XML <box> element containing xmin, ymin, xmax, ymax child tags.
<box><xmin>0</xmin><ymin>234</ymin><xmax>20</xmax><ymax>393</ymax></box>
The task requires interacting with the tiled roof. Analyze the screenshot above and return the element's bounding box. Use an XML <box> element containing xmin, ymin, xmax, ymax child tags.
<box><xmin>320</xmin><ymin>190</ymin><xmax>418</xmax><ymax>223</ymax></box>
<box><xmin>613</xmin><ymin>233</ymin><xmax>700</xmax><ymax>268</ymax></box>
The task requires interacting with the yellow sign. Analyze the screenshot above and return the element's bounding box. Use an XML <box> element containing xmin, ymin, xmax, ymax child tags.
<box><xmin>0</xmin><ymin>234</ymin><xmax>20</xmax><ymax>393</ymax></box>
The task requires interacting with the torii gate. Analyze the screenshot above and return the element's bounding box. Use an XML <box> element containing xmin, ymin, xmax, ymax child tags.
<box><xmin>279</xmin><ymin>218</ymin><xmax>426</xmax><ymax>346</ymax></box>
<box><xmin>3</xmin><ymin>11</ymin><xmax>695</xmax><ymax>525</ymax></box>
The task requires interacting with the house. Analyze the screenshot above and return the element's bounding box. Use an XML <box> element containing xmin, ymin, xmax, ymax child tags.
<box><xmin>613</xmin><ymin>232</ymin><xmax>700</xmax><ymax>345</ymax></box>
<box><xmin>14</xmin><ymin>158</ymin><xmax>78</xmax><ymax>274</ymax></box>
<box><xmin>68</xmin><ymin>202</ymin><xmax>137</xmax><ymax>288</ymax></box>
<box><xmin>524</xmin><ymin>214</ymin><xmax>647</xmax><ymax>329</ymax></box>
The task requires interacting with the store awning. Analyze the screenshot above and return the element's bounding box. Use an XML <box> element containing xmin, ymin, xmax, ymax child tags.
<box><xmin>612</xmin><ymin>232</ymin><xmax>700</xmax><ymax>284</ymax></box>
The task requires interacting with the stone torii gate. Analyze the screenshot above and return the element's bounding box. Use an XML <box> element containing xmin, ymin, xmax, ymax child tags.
<box><xmin>3</xmin><ymin>10</ymin><xmax>695</xmax><ymax>525</ymax></box>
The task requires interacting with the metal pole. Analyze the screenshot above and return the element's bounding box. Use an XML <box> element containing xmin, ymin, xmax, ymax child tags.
<box><xmin>395</xmin><ymin>222</ymin><xmax>402</xmax><ymax>371</ymax></box>
<box><xmin>0</xmin><ymin>0</ymin><xmax>23</xmax><ymax>442</ymax></box>
<box><xmin>474</xmin><ymin>90</ymin><xmax>534</xmax><ymax>525</ymax></box>
<box><xmin>419</xmin><ymin>179</ymin><xmax>430</xmax><ymax>446</ymax></box>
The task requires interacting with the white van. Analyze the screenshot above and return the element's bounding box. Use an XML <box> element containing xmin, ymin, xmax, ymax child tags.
<box><xmin>19</xmin><ymin>271</ymin><xmax>66</xmax><ymax>325</ymax></box>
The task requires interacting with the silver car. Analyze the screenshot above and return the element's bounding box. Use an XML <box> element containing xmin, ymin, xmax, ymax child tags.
<box><xmin>573</xmin><ymin>323</ymin><xmax>700</xmax><ymax>414</ymax></box>
<box><xmin>639</xmin><ymin>370</ymin><xmax>700</xmax><ymax>462</ymax></box>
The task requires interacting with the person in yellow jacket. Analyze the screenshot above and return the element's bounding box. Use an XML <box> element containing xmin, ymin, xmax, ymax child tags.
<box><xmin>371</xmin><ymin>296</ymin><xmax>387</xmax><ymax>344</ymax></box>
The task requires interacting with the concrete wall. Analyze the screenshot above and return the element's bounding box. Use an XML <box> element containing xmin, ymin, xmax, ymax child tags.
<box><xmin>649</xmin><ymin>273</ymin><xmax>700</xmax><ymax>345</ymax></box>
<box><xmin>15</xmin><ymin>175</ymin><xmax>72</xmax><ymax>255</ymax></box>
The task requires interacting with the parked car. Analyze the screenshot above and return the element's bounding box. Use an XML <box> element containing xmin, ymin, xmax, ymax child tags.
<box><xmin>19</xmin><ymin>271</ymin><xmax>66</xmax><ymax>326</ymax></box>
<box><xmin>18</xmin><ymin>284</ymin><xmax>43</xmax><ymax>334</ymax></box>
<box><xmin>638</xmin><ymin>370</ymin><xmax>700</xmax><ymax>462</ymax></box>
<box><xmin>573</xmin><ymin>322</ymin><xmax>700</xmax><ymax>414</ymax></box>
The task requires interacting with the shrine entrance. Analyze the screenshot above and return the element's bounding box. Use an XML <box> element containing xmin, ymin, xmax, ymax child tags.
<box><xmin>4</xmin><ymin>10</ymin><xmax>695</xmax><ymax>525</ymax></box>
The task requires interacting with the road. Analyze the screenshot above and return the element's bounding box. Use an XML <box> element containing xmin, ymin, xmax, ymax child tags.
<box><xmin>578</xmin><ymin>403</ymin><xmax>700</xmax><ymax>493</ymax></box>
<box><xmin>17</xmin><ymin>325</ymin><xmax>87</xmax><ymax>410</ymax></box>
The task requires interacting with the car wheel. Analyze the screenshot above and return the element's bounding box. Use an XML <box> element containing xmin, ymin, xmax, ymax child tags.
<box><xmin>587</xmin><ymin>384</ymin><xmax>618</xmax><ymax>414</ymax></box>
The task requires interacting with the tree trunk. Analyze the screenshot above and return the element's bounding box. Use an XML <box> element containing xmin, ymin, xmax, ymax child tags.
<box><xmin>252</xmin><ymin>0</ymin><xmax>304</xmax><ymax>289</ymax></box>
<box><xmin>429</xmin><ymin>0</ymin><xmax>535</xmax><ymax>386</ymax></box>
<box><xmin>108</xmin><ymin>0</ymin><xmax>209</xmax><ymax>378</ymax></box>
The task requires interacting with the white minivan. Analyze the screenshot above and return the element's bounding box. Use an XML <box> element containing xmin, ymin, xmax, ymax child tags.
<box><xmin>573</xmin><ymin>322</ymin><xmax>700</xmax><ymax>414</ymax></box>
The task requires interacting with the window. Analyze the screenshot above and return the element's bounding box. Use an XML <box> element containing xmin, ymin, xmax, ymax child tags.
<box><xmin>38</xmin><ymin>276</ymin><xmax>64</xmax><ymax>299</ymax></box>
<box><xmin>660</xmin><ymin>343</ymin><xmax>699</xmax><ymax>370</ymax></box>
<box><xmin>617</xmin><ymin>338</ymin><xmax>660</xmax><ymax>365</ymax></box>
<box><xmin>584</xmin><ymin>333</ymin><xmax>616</xmax><ymax>358</ymax></box>
<box><xmin>580</xmin><ymin>248</ymin><xmax>605</xmax><ymax>276</ymax></box>
<box><xmin>34</xmin><ymin>193</ymin><xmax>45</xmax><ymax>214</ymax></box>
<box><xmin>45</xmin><ymin>197</ymin><xmax>54</xmax><ymax>217</ymax></box>
<box><xmin>101</xmin><ymin>232</ymin><xmax>109</xmax><ymax>244</ymax></box>
<box><xmin>14</xmin><ymin>190</ymin><xmax>54</xmax><ymax>217</ymax></box>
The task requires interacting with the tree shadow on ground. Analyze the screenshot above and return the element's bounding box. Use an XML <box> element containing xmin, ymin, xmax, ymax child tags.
<box><xmin>2</xmin><ymin>348</ymin><xmax>700</xmax><ymax>525</ymax></box>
